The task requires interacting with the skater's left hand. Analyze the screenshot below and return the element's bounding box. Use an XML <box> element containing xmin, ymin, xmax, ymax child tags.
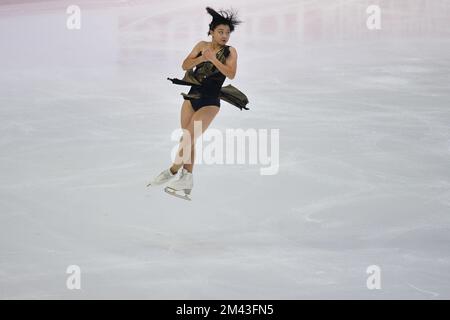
<box><xmin>202</xmin><ymin>48</ymin><xmax>215</xmax><ymax>62</ymax></box>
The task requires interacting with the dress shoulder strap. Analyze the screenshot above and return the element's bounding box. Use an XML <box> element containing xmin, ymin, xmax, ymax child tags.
<box><xmin>224</xmin><ymin>45</ymin><xmax>231</xmax><ymax>57</ymax></box>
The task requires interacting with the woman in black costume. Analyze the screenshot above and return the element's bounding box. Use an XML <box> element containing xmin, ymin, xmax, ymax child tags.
<box><xmin>147</xmin><ymin>7</ymin><xmax>247</xmax><ymax>200</ymax></box>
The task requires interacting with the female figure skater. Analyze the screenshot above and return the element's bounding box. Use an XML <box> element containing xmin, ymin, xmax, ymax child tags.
<box><xmin>147</xmin><ymin>7</ymin><xmax>245</xmax><ymax>200</ymax></box>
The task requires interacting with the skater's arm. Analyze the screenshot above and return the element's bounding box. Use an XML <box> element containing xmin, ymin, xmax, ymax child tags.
<box><xmin>182</xmin><ymin>41</ymin><xmax>206</xmax><ymax>70</ymax></box>
<box><xmin>208</xmin><ymin>46</ymin><xmax>237</xmax><ymax>80</ymax></box>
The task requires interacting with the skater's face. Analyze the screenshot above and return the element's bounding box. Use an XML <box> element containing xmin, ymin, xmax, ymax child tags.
<box><xmin>209</xmin><ymin>24</ymin><xmax>230</xmax><ymax>45</ymax></box>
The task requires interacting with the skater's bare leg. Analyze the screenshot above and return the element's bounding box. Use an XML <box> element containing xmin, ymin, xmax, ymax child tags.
<box><xmin>183</xmin><ymin>142</ymin><xmax>195</xmax><ymax>173</ymax></box>
<box><xmin>171</xmin><ymin>105</ymin><xmax>220</xmax><ymax>172</ymax></box>
<box><xmin>170</xmin><ymin>100</ymin><xmax>195</xmax><ymax>174</ymax></box>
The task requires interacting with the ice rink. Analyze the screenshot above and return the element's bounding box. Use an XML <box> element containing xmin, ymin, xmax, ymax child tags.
<box><xmin>1</xmin><ymin>0</ymin><xmax>450</xmax><ymax>299</ymax></box>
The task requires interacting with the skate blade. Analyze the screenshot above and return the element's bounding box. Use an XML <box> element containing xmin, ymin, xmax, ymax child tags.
<box><xmin>164</xmin><ymin>187</ymin><xmax>192</xmax><ymax>201</ymax></box>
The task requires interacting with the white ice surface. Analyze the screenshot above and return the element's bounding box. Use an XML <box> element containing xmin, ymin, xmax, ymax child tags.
<box><xmin>1</xmin><ymin>0</ymin><xmax>450</xmax><ymax>299</ymax></box>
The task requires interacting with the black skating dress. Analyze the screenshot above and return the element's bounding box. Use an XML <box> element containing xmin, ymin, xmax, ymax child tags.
<box><xmin>167</xmin><ymin>45</ymin><xmax>249</xmax><ymax>111</ymax></box>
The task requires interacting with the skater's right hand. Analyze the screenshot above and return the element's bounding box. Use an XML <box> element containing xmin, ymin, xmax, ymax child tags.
<box><xmin>198</xmin><ymin>52</ymin><xmax>207</xmax><ymax>63</ymax></box>
<box><xmin>201</xmin><ymin>47</ymin><xmax>215</xmax><ymax>62</ymax></box>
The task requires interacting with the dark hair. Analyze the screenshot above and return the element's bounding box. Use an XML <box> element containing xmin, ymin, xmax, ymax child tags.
<box><xmin>206</xmin><ymin>7</ymin><xmax>243</xmax><ymax>36</ymax></box>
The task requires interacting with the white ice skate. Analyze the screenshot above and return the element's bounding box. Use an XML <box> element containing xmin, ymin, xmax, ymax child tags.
<box><xmin>164</xmin><ymin>168</ymin><xmax>193</xmax><ymax>201</ymax></box>
<box><xmin>146</xmin><ymin>168</ymin><xmax>178</xmax><ymax>187</ymax></box>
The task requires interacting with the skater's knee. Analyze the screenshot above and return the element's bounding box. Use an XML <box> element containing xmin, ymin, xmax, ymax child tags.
<box><xmin>182</xmin><ymin>126</ymin><xmax>194</xmax><ymax>138</ymax></box>
<box><xmin>182</xmin><ymin>129</ymin><xmax>198</xmax><ymax>145</ymax></box>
